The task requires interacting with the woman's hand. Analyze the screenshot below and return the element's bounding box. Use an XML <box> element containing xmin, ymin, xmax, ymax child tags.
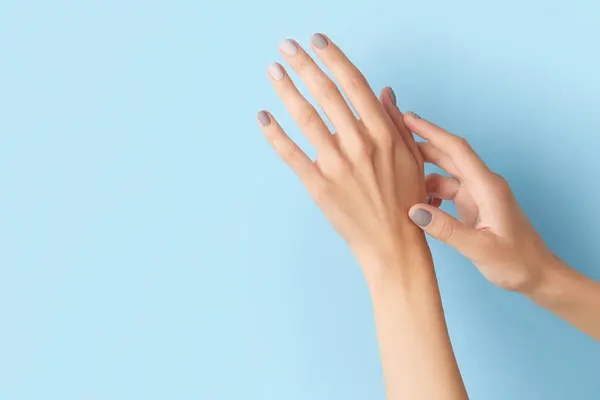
<box><xmin>258</xmin><ymin>35</ymin><xmax>470</xmax><ymax>398</ymax></box>
<box><xmin>403</xmin><ymin>113</ymin><xmax>560</xmax><ymax>294</ymax></box>
<box><xmin>257</xmin><ymin>34</ymin><xmax>427</xmax><ymax>278</ymax></box>
<box><xmin>404</xmin><ymin>113</ymin><xmax>600</xmax><ymax>340</ymax></box>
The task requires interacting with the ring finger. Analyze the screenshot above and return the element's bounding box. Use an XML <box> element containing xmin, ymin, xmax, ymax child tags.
<box><xmin>268</xmin><ymin>62</ymin><xmax>338</xmax><ymax>157</ymax></box>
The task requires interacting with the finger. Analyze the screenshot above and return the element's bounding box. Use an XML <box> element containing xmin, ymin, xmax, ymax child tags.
<box><xmin>257</xmin><ymin>110</ymin><xmax>321</xmax><ymax>186</ymax></box>
<box><xmin>404</xmin><ymin>112</ymin><xmax>493</xmax><ymax>184</ymax></box>
<box><xmin>417</xmin><ymin>142</ymin><xmax>461</xmax><ymax>177</ymax></box>
<box><xmin>428</xmin><ymin>196</ymin><xmax>443</xmax><ymax>208</ymax></box>
<box><xmin>268</xmin><ymin>62</ymin><xmax>336</xmax><ymax>156</ymax></box>
<box><xmin>278</xmin><ymin>39</ymin><xmax>361</xmax><ymax>150</ymax></box>
<box><xmin>310</xmin><ymin>33</ymin><xmax>388</xmax><ymax>132</ymax></box>
<box><xmin>379</xmin><ymin>87</ymin><xmax>420</xmax><ymax>161</ymax></box>
<box><xmin>408</xmin><ymin>204</ymin><xmax>492</xmax><ymax>261</ymax></box>
<box><xmin>425</xmin><ymin>173</ymin><xmax>461</xmax><ymax>200</ymax></box>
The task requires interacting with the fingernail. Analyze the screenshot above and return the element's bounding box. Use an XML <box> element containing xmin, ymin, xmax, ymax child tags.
<box><xmin>410</xmin><ymin>209</ymin><xmax>432</xmax><ymax>227</ymax></box>
<box><xmin>280</xmin><ymin>39</ymin><xmax>298</xmax><ymax>56</ymax></box>
<box><xmin>426</xmin><ymin>196</ymin><xmax>432</xmax><ymax>205</ymax></box>
<box><xmin>268</xmin><ymin>63</ymin><xmax>284</xmax><ymax>80</ymax></box>
<box><xmin>408</xmin><ymin>112</ymin><xmax>422</xmax><ymax>119</ymax></box>
<box><xmin>258</xmin><ymin>111</ymin><xmax>271</xmax><ymax>126</ymax></box>
<box><xmin>311</xmin><ymin>33</ymin><xmax>328</xmax><ymax>49</ymax></box>
<box><xmin>388</xmin><ymin>88</ymin><xmax>397</xmax><ymax>106</ymax></box>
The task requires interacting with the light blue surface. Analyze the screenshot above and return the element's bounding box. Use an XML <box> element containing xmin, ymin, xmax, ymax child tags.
<box><xmin>1</xmin><ymin>1</ymin><xmax>599</xmax><ymax>399</ymax></box>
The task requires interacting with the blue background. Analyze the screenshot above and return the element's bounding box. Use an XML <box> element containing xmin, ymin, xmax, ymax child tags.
<box><xmin>1</xmin><ymin>1</ymin><xmax>599</xmax><ymax>399</ymax></box>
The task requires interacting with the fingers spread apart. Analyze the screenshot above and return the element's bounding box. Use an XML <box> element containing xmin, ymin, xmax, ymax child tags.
<box><xmin>267</xmin><ymin>62</ymin><xmax>337</xmax><ymax>158</ymax></box>
<box><xmin>261</xmin><ymin>34</ymin><xmax>418</xmax><ymax>186</ymax></box>
<box><xmin>278</xmin><ymin>39</ymin><xmax>361</xmax><ymax>151</ymax></box>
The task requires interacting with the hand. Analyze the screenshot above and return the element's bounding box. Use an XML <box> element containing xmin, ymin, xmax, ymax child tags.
<box><xmin>257</xmin><ymin>34</ymin><xmax>427</xmax><ymax>276</ymax></box>
<box><xmin>403</xmin><ymin>112</ymin><xmax>558</xmax><ymax>293</ymax></box>
<box><xmin>258</xmin><ymin>37</ymin><xmax>470</xmax><ymax>397</ymax></box>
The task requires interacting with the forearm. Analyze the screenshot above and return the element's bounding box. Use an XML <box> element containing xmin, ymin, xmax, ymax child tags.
<box><xmin>527</xmin><ymin>257</ymin><xmax>600</xmax><ymax>340</ymax></box>
<box><xmin>359</xmin><ymin>232</ymin><xmax>468</xmax><ymax>400</ymax></box>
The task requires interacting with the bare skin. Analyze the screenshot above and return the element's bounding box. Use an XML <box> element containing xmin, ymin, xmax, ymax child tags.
<box><xmin>258</xmin><ymin>34</ymin><xmax>468</xmax><ymax>400</ymax></box>
<box><xmin>404</xmin><ymin>113</ymin><xmax>600</xmax><ymax>341</ymax></box>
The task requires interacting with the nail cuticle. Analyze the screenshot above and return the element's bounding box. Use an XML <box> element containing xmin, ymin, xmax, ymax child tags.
<box><xmin>410</xmin><ymin>209</ymin><xmax>432</xmax><ymax>227</ymax></box>
<box><xmin>389</xmin><ymin>88</ymin><xmax>397</xmax><ymax>106</ymax></box>
<box><xmin>268</xmin><ymin>63</ymin><xmax>284</xmax><ymax>80</ymax></box>
<box><xmin>258</xmin><ymin>111</ymin><xmax>271</xmax><ymax>126</ymax></box>
<box><xmin>311</xmin><ymin>33</ymin><xmax>328</xmax><ymax>49</ymax></box>
<box><xmin>280</xmin><ymin>39</ymin><xmax>298</xmax><ymax>56</ymax></box>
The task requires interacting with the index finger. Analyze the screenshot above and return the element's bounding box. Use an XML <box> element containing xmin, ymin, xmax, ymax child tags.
<box><xmin>404</xmin><ymin>112</ymin><xmax>494</xmax><ymax>184</ymax></box>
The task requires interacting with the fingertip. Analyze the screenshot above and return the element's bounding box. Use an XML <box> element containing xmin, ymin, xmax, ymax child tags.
<box><xmin>403</xmin><ymin>111</ymin><xmax>422</xmax><ymax>125</ymax></box>
<box><xmin>408</xmin><ymin>205</ymin><xmax>434</xmax><ymax>228</ymax></box>
<box><xmin>311</xmin><ymin>33</ymin><xmax>329</xmax><ymax>50</ymax></box>
<box><xmin>268</xmin><ymin>62</ymin><xmax>285</xmax><ymax>81</ymax></box>
<box><xmin>387</xmin><ymin>87</ymin><xmax>397</xmax><ymax>106</ymax></box>
<box><xmin>257</xmin><ymin>110</ymin><xmax>271</xmax><ymax>127</ymax></box>
<box><xmin>279</xmin><ymin>38</ymin><xmax>299</xmax><ymax>57</ymax></box>
<box><xmin>409</xmin><ymin>203</ymin><xmax>434</xmax><ymax>213</ymax></box>
<box><xmin>379</xmin><ymin>87</ymin><xmax>391</xmax><ymax>104</ymax></box>
<box><xmin>429</xmin><ymin>196</ymin><xmax>443</xmax><ymax>208</ymax></box>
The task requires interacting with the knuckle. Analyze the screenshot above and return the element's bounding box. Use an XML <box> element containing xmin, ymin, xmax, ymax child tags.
<box><xmin>378</xmin><ymin>129</ymin><xmax>394</xmax><ymax>148</ymax></box>
<box><xmin>325</xmin><ymin>156</ymin><xmax>351</xmax><ymax>179</ymax></box>
<box><xmin>437</xmin><ymin>218</ymin><xmax>457</xmax><ymax>244</ymax></box>
<box><xmin>297</xmin><ymin>107</ymin><xmax>319</xmax><ymax>129</ymax></box>
<box><xmin>369</xmin><ymin>123</ymin><xmax>394</xmax><ymax>149</ymax></box>
<box><xmin>361</xmin><ymin>139</ymin><xmax>375</xmax><ymax>157</ymax></box>
<box><xmin>453</xmin><ymin>136</ymin><xmax>472</xmax><ymax>151</ymax></box>
<box><xmin>279</xmin><ymin>143</ymin><xmax>299</xmax><ymax>163</ymax></box>
<box><xmin>296</xmin><ymin>59</ymin><xmax>311</xmax><ymax>72</ymax></box>
<box><xmin>318</xmin><ymin>78</ymin><xmax>339</xmax><ymax>100</ymax></box>
<box><xmin>493</xmin><ymin>172</ymin><xmax>508</xmax><ymax>184</ymax></box>
<box><xmin>310</xmin><ymin>179</ymin><xmax>331</xmax><ymax>204</ymax></box>
<box><xmin>491</xmin><ymin>173</ymin><xmax>512</xmax><ymax>195</ymax></box>
<box><xmin>346</xmin><ymin>72</ymin><xmax>369</xmax><ymax>91</ymax></box>
<box><xmin>351</xmin><ymin>139</ymin><xmax>374</xmax><ymax>164</ymax></box>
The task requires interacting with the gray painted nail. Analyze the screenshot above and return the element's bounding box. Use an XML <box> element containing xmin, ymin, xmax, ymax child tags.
<box><xmin>280</xmin><ymin>39</ymin><xmax>298</xmax><ymax>56</ymax></box>
<box><xmin>258</xmin><ymin>111</ymin><xmax>270</xmax><ymax>126</ymax></box>
<box><xmin>408</xmin><ymin>112</ymin><xmax>422</xmax><ymax>119</ymax></box>
<box><xmin>268</xmin><ymin>63</ymin><xmax>284</xmax><ymax>80</ymax></box>
<box><xmin>389</xmin><ymin>88</ymin><xmax>397</xmax><ymax>105</ymax></box>
<box><xmin>410</xmin><ymin>209</ymin><xmax>432</xmax><ymax>227</ymax></box>
<box><xmin>311</xmin><ymin>33</ymin><xmax>328</xmax><ymax>49</ymax></box>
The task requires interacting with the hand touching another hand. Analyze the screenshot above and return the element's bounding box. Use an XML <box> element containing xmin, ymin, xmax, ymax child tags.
<box><xmin>258</xmin><ymin>35</ymin><xmax>470</xmax><ymax>399</ymax></box>
<box><xmin>257</xmin><ymin>34</ymin><xmax>427</xmax><ymax>278</ymax></box>
<box><xmin>404</xmin><ymin>113</ymin><xmax>600</xmax><ymax>340</ymax></box>
<box><xmin>402</xmin><ymin>113</ymin><xmax>557</xmax><ymax>293</ymax></box>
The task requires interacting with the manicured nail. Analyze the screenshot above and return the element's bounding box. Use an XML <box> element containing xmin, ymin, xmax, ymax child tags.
<box><xmin>426</xmin><ymin>196</ymin><xmax>432</xmax><ymax>205</ymax></box>
<box><xmin>268</xmin><ymin>63</ymin><xmax>284</xmax><ymax>80</ymax></box>
<box><xmin>258</xmin><ymin>111</ymin><xmax>271</xmax><ymax>126</ymax></box>
<box><xmin>408</xmin><ymin>112</ymin><xmax>422</xmax><ymax>119</ymax></box>
<box><xmin>410</xmin><ymin>209</ymin><xmax>432</xmax><ymax>227</ymax></box>
<box><xmin>311</xmin><ymin>33</ymin><xmax>328</xmax><ymax>49</ymax></box>
<box><xmin>280</xmin><ymin>39</ymin><xmax>298</xmax><ymax>56</ymax></box>
<box><xmin>388</xmin><ymin>88</ymin><xmax>397</xmax><ymax>106</ymax></box>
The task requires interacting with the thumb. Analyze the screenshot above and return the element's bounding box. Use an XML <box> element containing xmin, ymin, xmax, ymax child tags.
<box><xmin>409</xmin><ymin>204</ymin><xmax>487</xmax><ymax>260</ymax></box>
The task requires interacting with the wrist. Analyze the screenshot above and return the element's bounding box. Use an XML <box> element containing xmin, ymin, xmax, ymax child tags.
<box><xmin>352</xmin><ymin>230</ymin><xmax>433</xmax><ymax>287</ymax></box>
<box><xmin>523</xmin><ymin>253</ymin><xmax>572</xmax><ymax>306</ymax></box>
